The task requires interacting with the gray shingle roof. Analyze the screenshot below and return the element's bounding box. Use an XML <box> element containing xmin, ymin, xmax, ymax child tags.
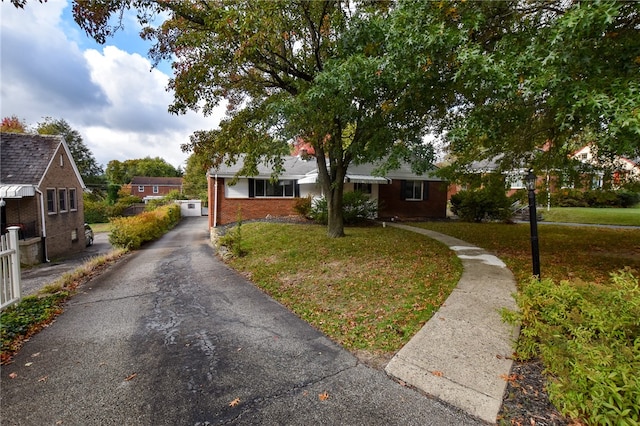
<box><xmin>1</xmin><ymin>133</ymin><xmax>63</xmax><ymax>185</ymax></box>
<box><xmin>211</xmin><ymin>155</ymin><xmax>317</xmax><ymax>178</ymax></box>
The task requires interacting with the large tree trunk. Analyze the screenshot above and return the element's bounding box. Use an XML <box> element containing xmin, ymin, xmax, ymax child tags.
<box><xmin>326</xmin><ymin>183</ymin><xmax>345</xmax><ymax>238</ymax></box>
<box><xmin>315</xmin><ymin>146</ymin><xmax>348</xmax><ymax>238</ymax></box>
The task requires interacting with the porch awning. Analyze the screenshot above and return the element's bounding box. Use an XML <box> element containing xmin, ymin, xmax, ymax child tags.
<box><xmin>345</xmin><ymin>175</ymin><xmax>391</xmax><ymax>184</ymax></box>
<box><xmin>0</xmin><ymin>185</ymin><xmax>36</xmax><ymax>198</ymax></box>
<box><xmin>297</xmin><ymin>173</ymin><xmax>391</xmax><ymax>185</ymax></box>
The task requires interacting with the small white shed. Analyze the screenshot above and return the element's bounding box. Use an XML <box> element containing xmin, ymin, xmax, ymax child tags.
<box><xmin>177</xmin><ymin>200</ymin><xmax>203</xmax><ymax>217</ymax></box>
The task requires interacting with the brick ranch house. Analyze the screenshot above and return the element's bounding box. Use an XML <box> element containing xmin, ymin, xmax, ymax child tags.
<box><xmin>0</xmin><ymin>132</ymin><xmax>87</xmax><ymax>264</ymax></box>
<box><xmin>130</xmin><ymin>176</ymin><xmax>183</xmax><ymax>201</ymax></box>
<box><xmin>207</xmin><ymin>155</ymin><xmax>448</xmax><ymax>228</ymax></box>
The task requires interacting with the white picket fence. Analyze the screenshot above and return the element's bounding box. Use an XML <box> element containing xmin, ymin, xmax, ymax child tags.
<box><xmin>1</xmin><ymin>227</ymin><xmax>22</xmax><ymax>310</ymax></box>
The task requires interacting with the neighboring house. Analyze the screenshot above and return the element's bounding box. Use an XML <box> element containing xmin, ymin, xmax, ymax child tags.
<box><xmin>570</xmin><ymin>145</ymin><xmax>639</xmax><ymax>189</ymax></box>
<box><xmin>130</xmin><ymin>176</ymin><xmax>183</xmax><ymax>202</ymax></box>
<box><xmin>0</xmin><ymin>133</ymin><xmax>87</xmax><ymax>264</ymax></box>
<box><xmin>207</xmin><ymin>155</ymin><xmax>448</xmax><ymax>227</ymax></box>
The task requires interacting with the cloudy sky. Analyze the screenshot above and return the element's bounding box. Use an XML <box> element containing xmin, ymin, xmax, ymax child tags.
<box><xmin>1</xmin><ymin>0</ymin><xmax>227</xmax><ymax>170</ymax></box>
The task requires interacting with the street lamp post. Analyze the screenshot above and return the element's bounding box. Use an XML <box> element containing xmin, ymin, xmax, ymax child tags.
<box><xmin>526</xmin><ymin>169</ymin><xmax>541</xmax><ymax>279</ymax></box>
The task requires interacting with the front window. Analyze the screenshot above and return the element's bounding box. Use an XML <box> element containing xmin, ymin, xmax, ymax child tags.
<box><xmin>138</xmin><ymin>185</ymin><xmax>144</xmax><ymax>192</ymax></box>
<box><xmin>354</xmin><ymin>183</ymin><xmax>372</xmax><ymax>194</ymax></box>
<box><xmin>69</xmin><ymin>188</ymin><xmax>77</xmax><ymax>211</ymax></box>
<box><xmin>58</xmin><ymin>188</ymin><xmax>67</xmax><ymax>212</ymax></box>
<box><xmin>47</xmin><ymin>189</ymin><xmax>56</xmax><ymax>214</ymax></box>
<box><xmin>403</xmin><ymin>180</ymin><xmax>423</xmax><ymax>201</ymax></box>
<box><xmin>254</xmin><ymin>179</ymin><xmax>295</xmax><ymax>197</ymax></box>
<box><xmin>153</xmin><ymin>185</ymin><xmax>159</xmax><ymax>194</ymax></box>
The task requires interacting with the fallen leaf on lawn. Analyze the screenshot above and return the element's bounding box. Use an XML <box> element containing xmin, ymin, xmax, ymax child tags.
<box><xmin>432</xmin><ymin>371</ymin><xmax>444</xmax><ymax>377</ymax></box>
<box><xmin>500</xmin><ymin>374</ymin><xmax>520</xmax><ymax>383</ymax></box>
<box><xmin>9</xmin><ymin>372</ymin><xmax>18</xmax><ymax>379</ymax></box>
<box><xmin>229</xmin><ymin>398</ymin><xmax>240</xmax><ymax>407</ymax></box>
<box><xmin>38</xmin><ymin>376</ymin><xmax>48</xmax><ymax>382</ymax></box>
<box><xmin>318</xmin><ymin>391</ymin><xmax>330</xmax><ymax>401</ymax></box>
<box><xmin>125</xmin><ymin>373</ymin><xmax>137</xmax><ymax>381</ymax></box>
<box><xmin>25</xmin><ymin>362</ymin><xmax>33</xmax><ymax>367</ymax></box>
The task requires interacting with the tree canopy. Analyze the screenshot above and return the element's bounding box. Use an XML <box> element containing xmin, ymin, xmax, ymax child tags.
<box><xmin>387</xmin><ymin>0</ymin><xmax>640</xmax><ymax>179</ymax></box>
<box><xmin>71</xmin><ymin>0</ymin><xmax>434</xmax><ymax>237</ymax></box>
<box><xmin>105</xmin><ymin>157</ymin><xmax>182</xmax><ymax>185</ymax></box>
<box><xmin>36</xmin><ymin>117</ymin><xmax>105</xmax><ymax>185</ymax></box>
<box><xmin>1</xmin><ymin>116</ymin><xmax>28</xmax><ymax>133</ymax></box>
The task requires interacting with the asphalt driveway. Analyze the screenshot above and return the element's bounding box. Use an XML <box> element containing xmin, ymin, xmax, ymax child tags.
<box><xmin>1</xmin><ymin>217</ymin><xmax>480</xmax><ymax>425</ymax></box>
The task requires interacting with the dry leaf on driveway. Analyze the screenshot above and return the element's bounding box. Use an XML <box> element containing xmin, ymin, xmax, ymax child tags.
<box><xmin>229</xmin><ymin>398</ymin><xmax>240</xmax><ymax>407</ymax></box>
<box><xmin>318</xmin><ymin>391</ymin><xmax>330</xmax><ymax>401</ymax></box>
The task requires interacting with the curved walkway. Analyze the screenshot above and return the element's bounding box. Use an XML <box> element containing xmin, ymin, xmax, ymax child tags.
<box><xmin>385</xmin><ymin>223</ymin><xmax>519</xmax><ymax>424</ymax></box>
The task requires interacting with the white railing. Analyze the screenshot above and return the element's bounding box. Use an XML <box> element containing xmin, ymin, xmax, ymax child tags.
<box><xmin>1</xmin><ymin>227</ymin><xmax>22</xmax><ymax>310</ymax></box>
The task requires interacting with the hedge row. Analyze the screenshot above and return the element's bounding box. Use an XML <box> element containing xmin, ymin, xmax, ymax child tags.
<box><xmin>539</xmin><ymin>189</ymin><xmax>640</xmax><ymax>208</ymax></box>
<box><xmin>109</xmin><ymin>204</ymin><xmax>181</xmax><ymax>249</ymax></box>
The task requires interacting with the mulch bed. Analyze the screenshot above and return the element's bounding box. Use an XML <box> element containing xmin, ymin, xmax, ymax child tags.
<box><xmin>497</xmin><ymin>358</ymin><xmax>572</xmax><ymax>425</ymax></box>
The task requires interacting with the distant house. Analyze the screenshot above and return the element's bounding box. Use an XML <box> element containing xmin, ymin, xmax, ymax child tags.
<box><xmin>207</xmin><ymin>155</ymin><xmax>448</xmax><ymax>227</ymax></box>
<box><xmin>570</xmin><ymin>145</ymin><xmax>639</xmax><ymax>189</ymax></box>
<box><xmin>0</xmin><ymin>133</ymin><xmax>87</xmax><ymax>264</ymax></box>
<box><xmin>130</xmin><ymin>176</ymin><xmax>183</xmax><ymax>202</ymax></box>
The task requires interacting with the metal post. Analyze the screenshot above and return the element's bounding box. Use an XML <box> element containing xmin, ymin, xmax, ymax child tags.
<box><xmin>527</xmin><ymin>179</ymin><xmax>541</xmax><ymax>279</ymax></box>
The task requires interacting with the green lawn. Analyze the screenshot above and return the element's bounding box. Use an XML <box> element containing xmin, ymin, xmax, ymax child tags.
<box><xmin>88</xmin><ymin>223</ymin><xmax>111</xmax><ymax>233</ymax></box>
<box><xmin>540</xmin><ymin>206</ymin><xmax>640</xmax><ymax>226</ymax></box>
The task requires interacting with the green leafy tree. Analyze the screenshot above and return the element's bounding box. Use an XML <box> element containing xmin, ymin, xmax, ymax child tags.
<box><xmin>182</xmin><ymin>153</ymin><xmax>208</xmax><ymax>202</ymax></box>
<box><xmin>69</xmin><ymin>0</ymin><xmax>434</xmax><ymax>238</ymax></box>
<box><xmin>105</xmin><ymin>157</ymin><xmax>181</xmax><ymax>185</ymax></box>
<box><xmin>36</xmin><ymin>117</ymin><xmax>105</xmax><ymax>186</ymax></box>
<box><xmin>388</xmin><ymin>0</ymin><xmax>640</xmax><ymax>179</ymax></box>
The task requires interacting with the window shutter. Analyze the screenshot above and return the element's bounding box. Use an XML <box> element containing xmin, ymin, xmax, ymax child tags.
<box><xmin>248</xmin><ymin>179</ymin><xmax>255</xmax><ymax>198</ymax></box>
<box><xmin>400</xmin><ymin>180</ymin><xmax>406</xmax><ymax>200</ymax></box>
<box><xmin>294</xmin><ymin>182</ymin><xmax>300</xmax><ymax>197</ymax></box>
<box><xmin>422</xmin><ymin>181</ymin><xmax>429</xmax><ymax>200</ymax></box>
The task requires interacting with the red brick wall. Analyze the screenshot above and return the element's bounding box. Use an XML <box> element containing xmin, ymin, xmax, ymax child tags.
<box><xmin>209</xmin><ymin>178</ymin><xmax>298</xmax><ymax>225</ymax></box>
<box><xmin>378</xmin><ymin>180</ymin><xmax>448</xmax><ymax>220</ymax></box>
<box><xmin>40</xmin><ymin>146</ymin><xmax>86</xmax><ymax>260</ymax></box>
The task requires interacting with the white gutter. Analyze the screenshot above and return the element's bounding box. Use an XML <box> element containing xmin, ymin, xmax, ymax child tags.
<box><xmin>213</xmin><ymin>173</ymin><xmax>218</xmax><ymax>227</ymax></box>
<box><xmin>35</xmin><ymin>188</ymin><xmax>50</xmax><ymax>262</ymax></box>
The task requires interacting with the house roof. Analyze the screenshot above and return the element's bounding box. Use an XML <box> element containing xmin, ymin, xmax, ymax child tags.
<box><xmin>209</xmin><ymin>155</ymin><xmax>444</xmax><ymax>182</ymax></box>
<box><xmin>0</xmin><ymin>132</ymin><xmax>85</xmax><ymax>192</ymax></box>
<box><xmin>131</xmin><ymin>176</ymin><xmax>184</xmax><ymax>185</ymax></box>
<box><xmin>210</xmin><ymin>156</ymin><xmax>317</xmax><ymax>179</ymax></box>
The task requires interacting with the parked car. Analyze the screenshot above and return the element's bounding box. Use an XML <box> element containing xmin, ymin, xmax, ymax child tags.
<box><xmin>84</xmin><ymin>223</ymin><xmax>94</xmax><ymax>247</ymax></box>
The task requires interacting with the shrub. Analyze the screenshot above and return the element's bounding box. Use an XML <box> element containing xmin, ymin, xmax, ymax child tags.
<box><xmin>309</xmin><ymin>191</ymin><xmax>378</xmax><ymax>225</ymax></box>
<box><xmin>548</xmin><ymin>189</ymin><xmax>639</xmax><ymax>208</ymax></box>
<box><xmin>450</xmin><ymin>188</ymin><xmax>513</xmax><ymax>222</ymax></box>
<box><xmin>502</xmin><ymin>270</ymin><xmax>640</xmax><ymax>425</ymax></box>
<box><xmin>84</xmin><ymin>198</ymin><xmax>110</xmax><ymax>223</ymax></box>
<box><xmin>293</xmin><ymin>195</ymin><xmax>312</xmax><ymax>218</ymax></box>
<box><xmin>109</xmin><ymin>204</ymin><xmax>181</xmax><ymax>249</ymax></box>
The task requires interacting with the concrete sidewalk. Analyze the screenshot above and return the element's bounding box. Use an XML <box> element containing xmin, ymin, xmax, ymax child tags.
<box><xmin>385</xmin><ymin>223</ymin><xmax>519</xmax><ymax>424</ymax></box>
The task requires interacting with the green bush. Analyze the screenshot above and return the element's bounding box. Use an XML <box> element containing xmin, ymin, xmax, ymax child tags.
<box><xmin>450</xmin><ymin>188</ymin><xmax>513</xmax><ymax>222</ymax></box>
<box><xmin>502</xmin><ymin>270</ymin><xmax>640</xmax><ymax>425</ymax></box>
<box><xmin>309</xmin><ymin>192</ymin><xmax>378</xmax><ymax>225</ymax></box>
<box><xmin>293</xmin><ymin>195</ymin><xmax>312</xmax><ymax>218</ymax></box>
<box><xmin>548</xmin><ymin>189</ymin><xmax>640</xmax><ymax>208</ymax></box>
<box><xmin>109</xmin><ymin>204</ymin><xmax>181</xmax><ymax>249</ymax></box>
<box><xmin>84</xmin><ymin>198</ymin><xmax>110</xmax><ymax>223</ymax></box>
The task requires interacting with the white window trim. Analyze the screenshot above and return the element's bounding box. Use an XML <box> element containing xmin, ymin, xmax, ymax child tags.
<box><xmin>58</xmin><ymin>188</ymin><xmax>68</xmax><ymax>213</ymax></box>
<box><xmin>46</xmin><ymin>188</ymin><xmax>57</xmax><ymax>214</ymax></box>
<box><xmin>69</xmin><ymin>188</ymin><xmax>77</xmax><ymax>211</ymax></box>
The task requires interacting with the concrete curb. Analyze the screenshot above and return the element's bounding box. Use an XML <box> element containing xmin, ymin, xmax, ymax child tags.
<box><xmin>384</xmin><ymin>223</ymin><xmax>519</xmax><ymax>424</ymax></box>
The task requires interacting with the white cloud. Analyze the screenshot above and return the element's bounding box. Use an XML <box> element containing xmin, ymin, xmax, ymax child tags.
<box><xmin>0</xmin><ymin>0</ymin><xmax>226</xmax><ymax>170</ymax></box>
